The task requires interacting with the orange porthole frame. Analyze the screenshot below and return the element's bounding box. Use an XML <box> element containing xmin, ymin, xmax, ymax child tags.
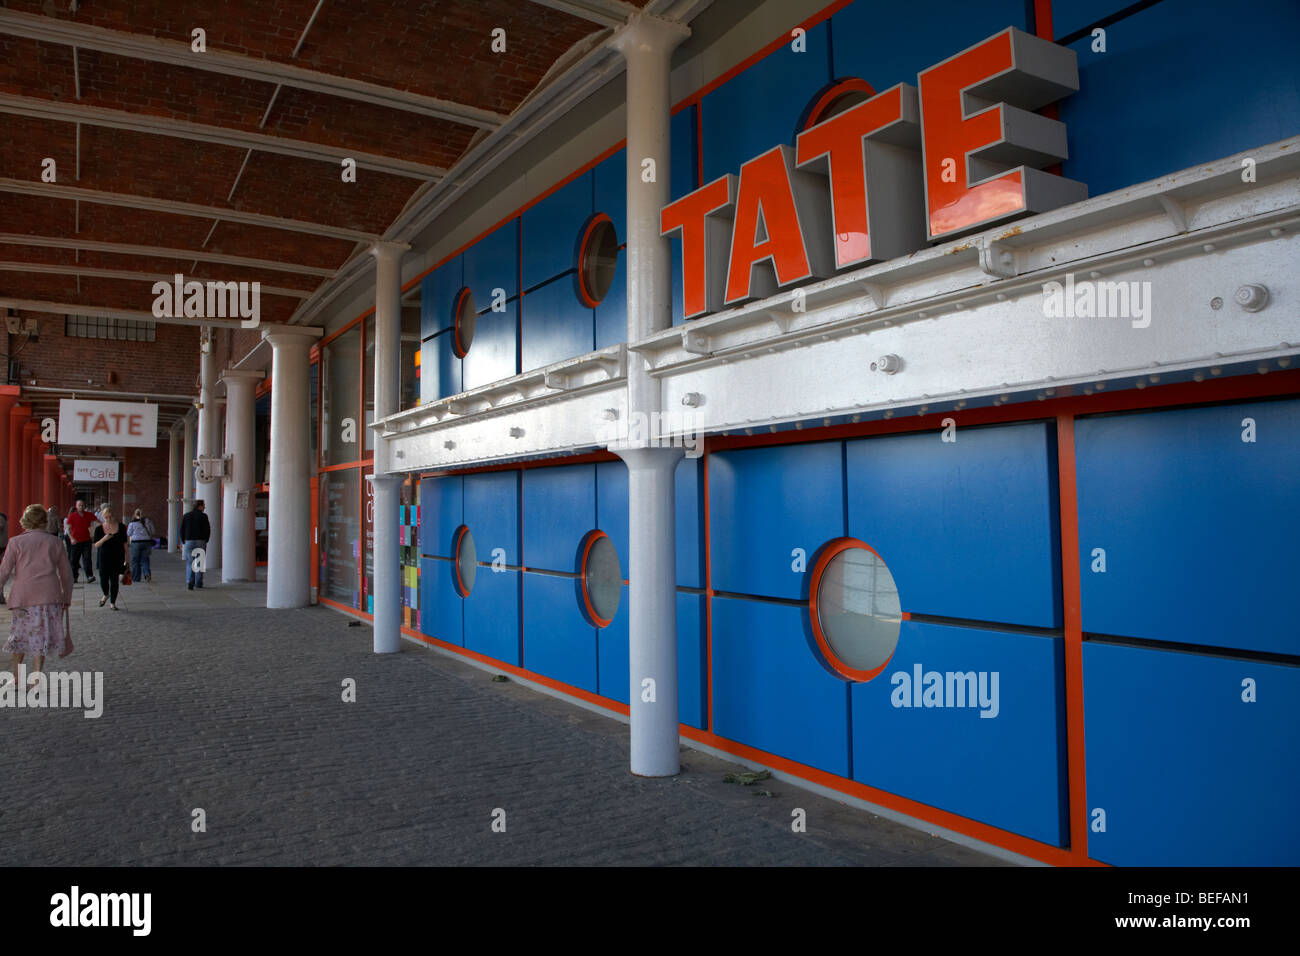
<box><xmin>807</xmin><ymin>536</ymin><xmax>904</xmax><ymax>682</ymax></box>
<box><xmin>798</xmin><ymin>77</ymin><xmax>877</xmax><ymax>132</ymax></box>
<box><xmin>452</xmin><ymin>524</ymin><xmax>474</xmax><ymax>598</ymax></box>
<box><xmin>577</xmin><ymin>528</ymin><xmax>618</xmax><ymax>628</ymax></box>
<box><xmin>451</xmin><ymin>286</ymin><xmax>474</xmax><ymax>358</ymax></box>
<box><xmin>573</xmin><ymin>212</ymin><xmax>617</xmax><ymax>308</ymax></box>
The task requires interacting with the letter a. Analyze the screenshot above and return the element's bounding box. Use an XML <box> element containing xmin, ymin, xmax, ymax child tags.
<box><xmin>1241</xmin><ymin>418</ymin><xmax>1256</xmax><ymax>443</ymax></box>
<box><xmin>1241</xmin><ymin>677</ymin><xmax>1256</xmax><ymax>703</ymax></box>
<box><xmin>341</xmin><ymin>677</ymin><xmax>356</xmax><ymax>703</ymax></box>
<box><xmin>491</xmin><ymin>808</ymin><xmax>506</xmax><ymax>832</ymax></box>
<box><xmin>1090</xmin><ymin>807</ymin><xmax>1106</xmax><ymax>832</ymax></box>
<box><xmin>640</xmin><ymin>677</ymin><xmax>656</xmax><ymax>703</ymax></box>
<box><xmin>191</xmin><ymin>28</ymin><xmax>206</xmax><ymax>52</ymax></box>
<box><xmin>1090</xmin><ymin>547</ymin><xmax>1106</xmax><ymax>573</ymax></box>
<box><xmin>790</xmin><ymin>547</ymin><xmax>806</xmax><ymax>573</ymax></box>
<box><xmin>791</xmin><ymin>808</ymin><xmax>806</xmax><ymax>833</ymax></box>
<box><xmin>341</xmin><ymin>158</ymin><xmax>357</xmax><ymax>183</ymax></box>
<box><xmin>192</xmin><ymin>808</ymin><xmax>207</xmax><ymax>832</ymax></box>
<box><xmin>41</xmin><ymin>157</ymin><xmax>56</xmax><ymax>182</ymax></box>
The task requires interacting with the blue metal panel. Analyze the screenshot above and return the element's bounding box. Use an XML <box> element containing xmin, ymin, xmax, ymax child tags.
<box><xmin>595</xmin><ymin>590</ymin><xmax>705</xmax><ymax>732</ymax></box>
<box><xmin>463</xmin><ymin>469</ymin><xmax>520</xmax><ymax>567</ymax></box>
<box><xmin>851</xmin><ymin>620</ymin><xmax>1068</xmax><ymax>847</ymax></box>
<box><xmin>1083</xmin><ymin>641</ymin><xmax>1300</xmax><ymax>865</ymax></box>
<box><xmin>520</xmin><ymin>276</ymin><xmax>594</xmax><ymax>373</ymax></box>
<box><xmin>709</xmin><ymin>441</ymin><xmax>844</xmax><ymax>600</ymax></box>
<box><xmin>419</xmin><ymin>258</ymin><xmax>462</xmax><ymax>337</ymax></box>
<box><xmin>830</xmin><ymin>0</ymin><xmax>1028</xmax><ymax>92</ymax></box>
<box><xmin>465</xmin><ymin>568</ymin><xmax>521</xmax><ymax>666</ymax></box>
<box><xmin>1060</xmin><ymin>0</ymin><xmax>1300</xmax><ymax>197</ymax></box>
<box><xmin>675</xmin><ymin>456</ymin><xmax>704</xmax><ymax>588</ymax></box>
<box><xmin>701</xmin><ymin>22</ymin><xmax>831</xmax><ymax>183</ymax></box>
<box><xmin>418</xmin><ymin>475</ymin><xmax>461</xmax><ymax>558</ymax></box>
<box><xmin>712</xmin><ymin>595</ymin><xmax>850</xmax><ymax>776</ymax></box>
<box><xmin>463</xmin><ymin>218</ymin><xmax>519</xmax><ymax>307</ymax></box>
<box><xmin>594</xmin><ymin>460</ymin><xmax>628</xmax><ymax>570</ymax></box>
<box><xmin>522</xmin><ymin>173</ymin><xmax>592</xmax><ymax>291</ymax></box>
<box><xmin>419</xmin><ymin>556</ymin><xmax>463</xmax><ymax>646</ymax></box>
<box><xmin>520</xmin><ymin>464</ymin><xmax>595</xmax><ymax>573</ymax></box>
<box><xmin>592</xmin><ymin>149</ymin><xmax>626</xmax><ymax>243</ymax></box>
<box><xmin>1075</xmin><ymin>399</ymin><xmax>1300</xmax><ymax>656</ymax></box>
<box><xmin>419</xmin><ymin>330</ymin><xmax>461</xmax><ymax>401</ymax></box>
<box><xmin>460</xmin><ymin>301</ymin><xmax>517</xmax><ymax>391</ymax></box>
<box><xmin>1049</xmin><ymin>0</ymin><xmax>1130</xmax><ymax>39</ymax></box>
<box><xmin>846</xmin><ymin>423</ymin><xmax>1061</xmax><ymax>628</ymax></box>
<box><xmin>522</xmin><ymin>571</ymin><xmax>597</xmax><ymax>692</ymax></box>
<box><xmin>593</xmin><ymin>248</ymin><xmax>627</xmax><ymax>350</ymax></box>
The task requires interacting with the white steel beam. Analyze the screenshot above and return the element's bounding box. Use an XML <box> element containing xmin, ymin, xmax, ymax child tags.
<box><xmin>0</xmin><ymin>261</ymin><xmax>311</xmax><ymax>297</ymax></box>
<box><xmin>0</xmin><ymin>9</ymin><xmax>506</xmax><ymax>130</ymax></box>
<box><xmin>0</xmin><ymin>297</ymin><xmax>255</xmax><ymax>330</ymax></box>
<box><xmin>0</xmin><ymin>233</ymin><xmax>336</xmax><ymax>277</ymax></box>
<box><xmin>0</xmin><ymin>93</ymin><xmax>445</xmax><ymax>180</ymax></box>
<box><xmin>0</xmin><ymin>178</ymin><xmax>379</xmax><ymax>243</ymax></box>
<box><xmin>525</xmin><ymin>0</ymin><xmax>639</xmax><ymax>29</ymax></box>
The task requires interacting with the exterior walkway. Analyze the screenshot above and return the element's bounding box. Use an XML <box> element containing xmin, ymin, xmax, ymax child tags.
<box><xmin>2</xmin><ymin>549</ymin><xmax>1002</xmax><ymax>866</ymax></box>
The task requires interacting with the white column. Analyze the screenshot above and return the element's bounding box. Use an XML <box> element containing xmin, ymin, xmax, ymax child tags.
<box><xmin>181</xmin><ymin>409</ymin><xmax>196</xmax><ymax>552</ymax></box>
<box><xmin>166</xmin><ymin>422</ymin><xmax>181</xmax><ymax>551</ymax></box>
<box><xmin>612</xmin><ymin>14</ymin><xmax>691</xmax><ymax>778</ymax></box>
<box><xmin>262</xmin><ymin>325</ymin><xmax>318</xmax><ymax>608</ymax></box>
<box><xmin>369</xmin><ymin>240</ymin><xmax>410</xmax><ymax>654</ymax></box>
<box><xmin>196</xmin><ymin>328</ymin><xmax>223</xmax><ymax>572</ymax></box>
<box><xmin>221</xmin><ymin>369</ymin><xmax>265</xmax><ymax>583</ymax></box>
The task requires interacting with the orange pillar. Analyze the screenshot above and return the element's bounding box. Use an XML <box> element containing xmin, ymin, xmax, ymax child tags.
<box><xmin>0</xmin><ymin>386</ymin><xmax>18</xmax><ymax>525</ymax></box>
<box><xmin>31</xmin><ymin>435</ymin><xmax>45</xmax><ymax>508</ymax></box>
<box><xmin>42</xmin><ymin>454</ymin><xmax>59</xmax><ymax>510</ymax></box>
<box><xmin>7</xmin><ymin>403</ymin><xmax>27</xmax><ymax>523</ymax></box>
<box><xmin>20</xmin><ymin>419</ymin><xmax>38</xmax><ymax>514</ymax></box>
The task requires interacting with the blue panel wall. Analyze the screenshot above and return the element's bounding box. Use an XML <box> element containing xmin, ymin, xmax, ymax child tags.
<box><xmin>709</xmin><ymin>441</ymin><xmax>844</xmax><ymax>599</ymax></box>
<box><xmin>418</xmin><ymin>475</ymin><xmax>461</xmax><ymax>558</ymax></box>
<box><xmin>463</xmin><ymin>219</ymin><xmax>518</xmax><ymax>307</ymax></box>
<box><xmin>712</xmin><ymin>596</ymin><xmax>850</xmax><ymax>776</ymax></box>
<box><xmin>420</xmin><ymin>330</ymin><xmax>461</xmax><ymax>401</ymax></box>
<box><xmin>419</xmin><ymin>556</ymin><xmax>462</xmax><ymax>646</ymax></box>
<box><xmin>520</xmin><ymin>277</ymin><xmax>594</xmax><ymax>373</ymax></box>
<box><xmin>522</xmin><ymin>572</ymin><xmax>597</xmax><ymax>692</ymax></box>
<box><xmin>597</xmin><ymin>583</ymin><xmax>630</xmax><ymax>703</ymax></box>
<box><xmin>1060</xmin><ymin>0</ymin><xmax>1300</xmax><ymax>196</ymax></box>
<box><xmin>1075</xmin><ymin>399</ymin><xmax>1300</xmax><ymax>656</ymax></box>
<box><xmin>675</xmin><ymin>456</ymin><xmax>704</xmax><ymax>588</ymax></box>
<box><xmin>461</xmin><ymin>302</ymin><xmax>517</xmax><ymax>392</ymax></box>
<box><xmin>420</xmin><ymin>259</ymin><xmax>462</xmax><ymax>338</ymax></box>
<box><xmin>521</xmin><ymin>464</ymin><xmax>595</xmax><ymax>572</ymax></box>
<box><xmin>846</xmin><ymin>423</ymin><xmax>1061</xmax><ymax>628</ymax></box>
<box><xmin>851</xmin><ymin>620</ymin><xmax>1067</xmax><ymax>846</ymax></box>
<box><xmin>592</xmin><ymin>149</ymin><xmax>627</xmax><ymax>243</ymax></box>
<box><xmin>701</xmin><ymin>22</ymin><xmax>831</xmax><ymax>182</ymax></box>
<box><xmin>830</xmin><ymin>0</ymin><xmax>1028</xmax><ymax>92</ymax></box>
<box><xmin>593</xmin><ymin>250</ymin><xmax>627</xmax><ymax>350</ymax></box>
<box><xmin>465</xmin><ymin>568</ymin><xmax>521</xmax><ymax>666</ymax></box>
<box><xmin>597</xmin><ymin>591</ymin><xmax>707</xmax><ymax>730</ymax></box>
<box><xmin>594</xmin><ymin>460</ymin><xmax>628</xmax><ymax>568</ymax></box>
<box><xmin>463</xmin><ymin>470</ymin><xmax>520</xmax><ymax>566</ymax></box>
<box><xmin>1083</xmin><ymin>642</ymin><xmax>1300</xmax><ymax>865</ymax></box>
<box><xmin>1048</xmin><ymin>0</ymin><xmax>1128</xmax><ymax>39</ymax></box>
<box><xmin>522</xmin><ymin>174</ymin><xmax>590</xmax><ymax>290</ymax></box>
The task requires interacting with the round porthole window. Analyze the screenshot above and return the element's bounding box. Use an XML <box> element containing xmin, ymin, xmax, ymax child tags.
<box><xmin>797</xmin><ymin>77</ymin><xmax>877</xmax><ymax>132</ymax></box>
<box><xmin>578</xmin><ymin>530</ymin><xmax>621</xmax><ymax>627</ymax></box>
<box><xmin>809</xmin><ymin>537</ymin><xmax>902</xmax><ymax>681</ymax></box>
<box><xmin>452</xmin><ymin>287</ymin><xmax>476</xmax><ymax>358</ymax></box>
<box><xmin>453</xmin><ymin>524</ymin><xmax>477</xmax><ymax>597</ymax></box>
<box><xmin>574</xmin><ymin>213</ymin><xmax>619</xmax><ymax>307</ymax></box>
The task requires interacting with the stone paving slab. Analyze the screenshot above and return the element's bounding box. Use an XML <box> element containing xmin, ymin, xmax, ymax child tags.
<box><xmin>1</xmin><ymin>550</ymin><xmax>1004</xmax><ymax>866</ymax></box>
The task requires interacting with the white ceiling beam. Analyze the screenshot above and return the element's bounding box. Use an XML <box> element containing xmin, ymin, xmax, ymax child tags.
<box><xmin>0</xmin><ymin>93</ymin><xmax>445</xmax><ymax>181</ymax></box>
<box><xmin>0</xmin><ymin>178</ymin><xmax>379</xmax><ymax>243</ymax></box>
<box><xmin>0</xmin><ymin>262</ymin><xmax>312</xmax><ymax>298</ymax></box>
<box><xmin>0</xmin><ymin>233</ymin><xmax>336</xmax><ymax>277</ymax></box>
<box><xmin>525</xmin><ymin>0</ymin><xmax>639</xmax><ymax>29</ymax></box>
<box><xmin>0</xmin><ymin>297</ymin><xmax>251</xmax><ymax>329</ymax></box>
<box><xmin>0</xmin><ymin>9</ymin><xmax>507</xmax><ymax>130</ymax></box>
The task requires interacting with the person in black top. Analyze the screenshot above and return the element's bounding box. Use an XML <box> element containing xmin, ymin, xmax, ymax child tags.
<box><xmin>180</xmin><ymin>500</ymin><xmax>211</xmax><ymax>590</ymax></box>
<box><xmin>92</xmin><ymin>505</ymin><xmax>129</xmax><ymax>610</ymax></box>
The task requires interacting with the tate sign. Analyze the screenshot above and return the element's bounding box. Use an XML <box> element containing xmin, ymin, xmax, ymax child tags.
<box><xmin>59</xmin><ymin>399</ymin><xmax>158</xmax><ymax>449</ymax></box>
<box><xmin>662</xmin><ymin>27</ymin><xmax>1088</xmax><ymax>319</ymax></box>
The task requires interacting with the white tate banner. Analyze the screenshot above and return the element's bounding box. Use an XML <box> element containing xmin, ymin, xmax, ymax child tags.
<box><xmin>59</xmin><ymin>399</ymin><xmax>158</xmax><ymax>448</ymax></box>
<box><xmin>73</xmin><ymin>460</ymin><xmax>121</xmax><ymax>482</ymax></box>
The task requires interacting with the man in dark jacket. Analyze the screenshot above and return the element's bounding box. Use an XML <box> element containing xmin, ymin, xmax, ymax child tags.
<box><xmin>180</xmin><ymin>499</ymin><xmax>211</xmax><ymax>590</ymax></box>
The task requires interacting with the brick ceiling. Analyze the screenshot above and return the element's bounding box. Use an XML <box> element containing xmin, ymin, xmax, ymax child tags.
<box><xmin>0</xmin><ymin>0</ymin><xmax>649</xmax><ymax>327</ymax></box>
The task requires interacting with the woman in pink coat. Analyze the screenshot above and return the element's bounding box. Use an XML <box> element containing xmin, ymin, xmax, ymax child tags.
<box><xmin>0</xmin><ymin>504</ymin><xmax>74</xmax><ymax>684</ymax></box>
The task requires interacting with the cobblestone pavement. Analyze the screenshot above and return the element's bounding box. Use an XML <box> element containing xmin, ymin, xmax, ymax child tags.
<box><xmin>1</xmin><ymin>550</ymin><xmax>1003</xmax><ymax>866</ymax></box>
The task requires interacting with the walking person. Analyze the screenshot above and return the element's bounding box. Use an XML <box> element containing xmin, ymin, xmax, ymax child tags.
<box><xmin>181</xmin><ymin>499</ymin><xmax>211</xmax><ymax>590</ymax></box>
<box><xmin>92</xmin><ymin>505</ymin><xmax>128</xmax><ymax>610</ymax></box>
<box><xmin>45</xmin><ymin>504</ymin><xmax>62</xmax><ymax>538</ymax></box>
<box><xmin>0</xmin><ymin>504</ymin><xmax>74</xmax><ymax>685</ymax></box>
<box><xmin>64</xmin><ymin>499</ymin><xmax>98</xmax><ymax>584</ymax></box>
<box><xmin>127</xmin><ymin>509</ymin><xmax>154</xmax><ymax>583</ymax></box>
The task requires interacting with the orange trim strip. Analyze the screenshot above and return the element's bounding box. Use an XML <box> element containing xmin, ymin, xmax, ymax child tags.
<box><xmin>1034</xmin><ymin>0</ymin><xmax>1054</xmax><ymax>40</ymax></box>
<box><xmin>1056</xmin><ymin>413</ymin><xmax>1089</xmax><ymax>859</ymax></box>
<box><xmin>319</xmin><ymin>458</ymin><xmax>375</xmax><ymax>473</ymax></box>
<box><xmin>416</xmin><ymin>449</ymin><xmax>618</xmax><ymax>481</ymax></box>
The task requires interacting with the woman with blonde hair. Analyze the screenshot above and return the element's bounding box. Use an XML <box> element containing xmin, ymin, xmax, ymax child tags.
<box><xmin>0</xmin><ymin>504</ymin><xmax>74</xmax><ymax>684</ymax></box>
<box><xmin>92</xmin><ymin>505</ymin><xmax>129</xmax><ymax>610</ymax></box>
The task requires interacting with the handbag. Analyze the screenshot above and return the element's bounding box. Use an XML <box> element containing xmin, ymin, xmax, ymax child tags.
<box><xmin>122</xmin><ymin>567</ymin><xmax>132</xmax><ymax>586</ymax></box>
<box><xmin>59</xmin><ymin>606</ymin><xmax>73</xmax><ymax>658</ymax></box>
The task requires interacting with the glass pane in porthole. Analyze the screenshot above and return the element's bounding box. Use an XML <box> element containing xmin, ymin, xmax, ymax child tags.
<box><xmin>818</xmin><ymin>547</ymin><xmax>901</xmax><ymax>673</ymax></box>
<box><xmin>585</xmin><ymin>534</ymin><xmax>622</xmax><ymax>623</ymax></box>
<box><xmin>456</xmin><ymin>290</ymin><xmax>477</xmax><ymax>354</ymax></box>
<box><xmin>582</xmin><ymin>219</ymin><xmax>619</xmax><ymax>305</ymax></box>
<box><xmin>456</xmin><ymin>527</ymin><xmax>477</xmax><ymax>595</ymax></box>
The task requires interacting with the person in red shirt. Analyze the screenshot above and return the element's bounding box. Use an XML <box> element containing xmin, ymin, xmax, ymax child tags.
<box><xmin>64</xmin><ymin>499</ymin><xmax>99</xmax><ymax>584</ymax></box>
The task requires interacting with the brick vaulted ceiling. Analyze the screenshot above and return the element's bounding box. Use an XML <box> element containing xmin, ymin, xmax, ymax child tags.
<box><xmin>0</xmin><ymin>0</ymin><xmax>652</xmax><ymax>327</ymax></box>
